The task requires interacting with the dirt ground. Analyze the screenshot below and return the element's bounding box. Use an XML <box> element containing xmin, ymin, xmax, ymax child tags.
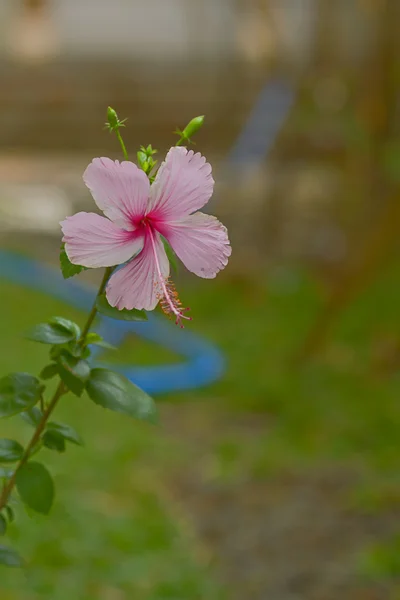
<box><xmin>161</xmin><ymin>404</ymin><xmax>399</xmax><ymax>600</ymax></box>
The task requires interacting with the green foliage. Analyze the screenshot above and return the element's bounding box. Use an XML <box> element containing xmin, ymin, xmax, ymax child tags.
<box><xmin>0</xmin><ymin>373</ymin><xmax>42</xmax><ymax>418</ymax></box>
<box><xmin>16</xmin><ymin>462</ymin><xmax>55</xmax><ymax>515</ymax></box>
<box><xmin>20</xmin><ymin>406</ymin><xmax>42</xmax><ymax>427</ymax></box>
<box><xmin>46</xmin><ymin>422</ymin><xmax>83</xmax><ymax>446</ymax></box>
<box><xmin>0</xmin><ymin>545</ymin><xmax>24</xmax><ymax>568</ymax></box>
<box><xmin>0</xmin><ymin>514</ymin><xmax>7</xmax><ymax>535</ymax></box>
<box><xmin>86</xmin><ymin>368</ymin><xmax>157</xmax><ymax>423</ymax></box>
<box><xmin>39</xmin><ymin>363</ymin><xmax>59</xmax><ymax>380</ymax></box>
<box><xmin>0</xmin><ymin>439</ymin><xmax>24</xmax><ymax>463</ymax></box>
<box><xmin>85</xmin><ymin>332</ymin><xmax>116</xmax><ymax>350</ymax></box>
<box><xmin>4</xmin><ymin>506</ymin><xmax>14</xmax><ymax>523</ymax></box>
<box><xmin>60</xmin><ymin>244</ymin><xmax>88</xmax><ymax>279</ymax></box>
<box><xmin>96</xmin><ymin>293</ymin><xmax>148</xmax><ymax>322</ymax></box>
<box><xmin>0</xmin><ymin>468</ymin><xmax>12</xmax><ymax>479</ymax></box>
<box><xmin>42</xmin><ymin>430</ymin><xmax>66</xmax><ymax>453</ymax></box>
<box><xmin>28</xmin><ymin>317</ymin><xmax>80</xmax><ymax>345</ymax></box>
<box><xmin>57</xmin><ymin>352</ymin><xmax>91</xmax><ymax>397</ymax></box>
<box><xmin>359</xmin><ymin>535</ymin><xmax>400</xmax><ymax>580</ymax></box>
<box><xmin>137</xmin><ymin>144</ymin><xmax>158</xmax><ymax>175</ymax></box>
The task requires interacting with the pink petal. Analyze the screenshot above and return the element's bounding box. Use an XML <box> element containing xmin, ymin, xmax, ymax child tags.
<box><xmin>61</xmin><ymin>212</ymin><xmax>144</xmax><ymax>268</ymax></box>
<box><xmin>165</xmin><ymin>212</ymin><xmax>231</xmax><ymax>279</ymax></box>
<box><xmin>147</xmin><ymin>147</ymin><xmax>214</xmax><ymax>220</ymax></box>
<box><xmin>83</xmin><ymin>158</ymin><xmax>150</xmax><ymax>228</ymax></box>
<box><xmin>106</xmin><ymin>231</ymin><xmax>169</xmax><ymax>311</ymax></box>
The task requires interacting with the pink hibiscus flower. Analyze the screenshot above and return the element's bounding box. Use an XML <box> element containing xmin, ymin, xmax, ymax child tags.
<box><xmin>61</xmin><ymin>147</ymin><xmax>231</xmax><ymax>326</ymax></box>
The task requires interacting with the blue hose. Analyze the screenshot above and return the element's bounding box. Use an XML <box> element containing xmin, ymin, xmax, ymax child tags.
<box><xmin>0</xmin><ymin>250</ymin><xmax>225</xmax><ymax>395</ymax></box>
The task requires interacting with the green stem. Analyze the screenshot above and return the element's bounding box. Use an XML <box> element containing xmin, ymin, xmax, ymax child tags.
<box><xmin>0</xmin><ymin>382</ymin><xmax>65</xmax><ymax>510</ymax></box>
<box><xmin>0</xmin><ymin>267</ymin><xmax>112</xmax><ymax>511</ymax></box>
<box><xmin>80</xmin><ymin>267</ymin><xmax>112</xmax><ymax>342</ymax></box>
<box><xmin>116</xmin><ymin>129</ymin><xmax>129</xmax><ymax>160</ymax></box>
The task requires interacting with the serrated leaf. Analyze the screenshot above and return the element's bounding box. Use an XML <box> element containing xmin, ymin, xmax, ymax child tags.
<box><xmin>96</xmin><ymin>294</ymin><xmax>148</xmax><ymax>322</ymax></box>
<box><xmin>0</xmin><ymin>515</ymin><xmax>7</xmax><ymax>536</ymax></box>
<box><xmin>58</xmin><ymin>353</ymin><xmax>90</xmax><ymax>397</ymax></box>
<box><xmin>0</xmin><ymin>439</ymin><xmax>24</xmax><ymax>463</ymax></box>
<box><xmin>20</xmin><ymin>406</ymin><xmax>43</xmax><ymax>427</ymax></box>
<box><xmin>0</xmin><ymin>373</ymin><xmax>42</xmax><ymax>418</ymax></box>
<box><xmin>42</xmin><ymin>430</ymin><xmax>66</xmax><ymax>453</ymax></box>
<box><xmin>86</xmin><ymin>368</ymin><xmax>157</xmax><ymax>423</ymax></box>
<box><xmin>16</xmin><ymin>462</ymin><xmax>54</xmax><ymax>515</ymax></box>
<box><xmin>0</xmin><ymin>545</ymin><xmax>24</xmax><ymax>568</ymax></box>
<box><xmin>46</xmin><ymin>422</ymin><xmax>83</xmax><ymax>446</ymax></box>
<box><xmin>161</xmin><ymin>235</ymin><xmax>179</xmax><ymax>273</ymax></box>
<box><xmin>60</xmin><ymin>244</ymin><xmax>88</xmax><ymax>279</ymax></box>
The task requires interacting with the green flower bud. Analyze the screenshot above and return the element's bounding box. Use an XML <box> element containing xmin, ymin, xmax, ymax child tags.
<box><xmin>107</xmin><ymin>106</ymin><xmax>119</xmax><ymax>130</ymax></box>
<box><xmin>137</xmin><ymin>150</ymin><xmax>147</xmax><ymax>168</ymax></box>
<box><xmin>181</xmin><ymin>115</ymin><xmax>204</xmax><ymax>140</ymax></box>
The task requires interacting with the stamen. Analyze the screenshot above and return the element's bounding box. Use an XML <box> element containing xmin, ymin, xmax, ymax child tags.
<box><xmin>147</xmin><ymin>226</ymin><xmax>191</xmax><ymax>327</ymax></box>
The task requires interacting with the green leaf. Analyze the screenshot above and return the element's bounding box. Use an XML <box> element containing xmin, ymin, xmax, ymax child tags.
<box><xmin>161</xmin><ymin>235</ymin><xmax>179</xmax><ymax>273</ymax></box>
<box><xmin>42</xmin><ymin>430</ymin><xmax>66</xmax><ymax>453</ymax></box>
<box><xmin>27</xmin><ymin>322</ymin><xmax>77</xmax><ymax>345</ymax></box>
<box><xmin>0</xmin><ymin>439</ymin><xmax>24</xmax><ymax>463</ymax></box>
<box><xmin>39</xmin><ymin>363</ymin><xmax>59</xmax><ymax>380</ymax></box>
<box><xmin>85</xmin><ymin>332</ymin><xmax>116</xmax><ymax>351</ymax></box>
<box><xmin>0</xmin><ymin>468</ymin><xmax>12</xmax><ymax>479</ymax></box>
<box><xmin>86</xmin><ymin>368</ymin><xmax>157</xmax><ymax>423</ymax></box>
<box><xmin>0</xmin><ymin>545</ymin><xmax>24</xmax><ymax>568</ymax></box>
<box><xmin>4</xmin><ymin>506</ymin><xmax>15</xmax><ymax>523</ymax></box>
<box><xmin>96</xmin><ymin>294</ymin><xmax>148</xmax><ymax>322</ymax></box>
<box><xmin>0</xmin><ymin>515</ymin><xmax>7</xmax><ymax>536</ymax></box>
<box><xmin>65</xmin><ymin>341</ymin><xmax>91</xmax><ymax>359</ymax></box>
<box><xmin>20</xmin><ymin>406</ymin><xmax>43</xmax><ymax>427</ymax></box>
<box><xmin>60</xmin><ymin>243</ymin><xmax>88</xmax><ymax>279</ymax></box>
<box><xmin>46</xmin><ymin>422</ymin><xmax>83</xmax><ymax>446</ymax></box>
<box><xmin>16</xmin><ymin>462</ymin><xmax>54</xmax><ymax>515</ymax></box>
<box><xmin>66</xmin><ymin>342</ymin><xmax>84</xmax><ymax>358</ymax></box>
<box><xmin>57</xmin><ymin>353</ymin><xmax>90</xmax><ymax>397</ymax></box>
<box><xmin>49</xmin><ymin>317</ymin><xmax>81</xmax><ymax>339</ymax></box>
<box><xmin>0</xmin><ymin>373</ymin><xmax>42</xmax><ymax>418</ymax></box>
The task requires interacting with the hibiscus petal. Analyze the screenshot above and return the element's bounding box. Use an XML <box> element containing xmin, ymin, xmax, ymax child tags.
<box><xmin>147</xmin><ymin>147</ymin><xmax>214</xmax><ymax>220</ymax></box>
<box><xmin>106</xmin><ymin>231</ymin><xmax>169</xmax><ymax>311</ymax></box>
<box><xmin>61</xmin><ymin>212</ymin><xmax>144</xmax><ymax>268</ymax></box>
<box><xmin>83</xmin><ymin>157</ymin><xmax>150</xmax><ymax>228</ymax></box>
<box><xmin>165</xmin><ymin>212</ymin><xmax>231</xmax><ymax>279</ymax></box>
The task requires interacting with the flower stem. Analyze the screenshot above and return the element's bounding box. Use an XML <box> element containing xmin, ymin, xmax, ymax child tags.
<box><xmin>0</xmin><ymin>381</ymin><xmax>66</xmax><ymax>510</ymax></box>
<box><xmin>116</xmin><ymin>129</ymin><xmax>129</xmax><ymax>160</ymax></box>
<box><xmin>0</xmin><ymin>267</ymin><xmax>112</xmax><ymax>511</ymax></box>
<box><xmin>80</xmin><ymin>267</ymin><xmax>112</xmax><ymax>342</ymax></box>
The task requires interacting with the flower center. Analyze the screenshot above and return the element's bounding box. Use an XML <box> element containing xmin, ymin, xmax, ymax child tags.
<box><xmin>146</xmin><ymin>225</ymin><xmax>191</xmax><ymax>328</ymax></box>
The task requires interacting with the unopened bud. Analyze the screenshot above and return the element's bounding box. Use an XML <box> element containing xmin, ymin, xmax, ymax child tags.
<box><xmin>137</xmin><ymin>150</ymin><xmax>147</xmax><ymax>168</ymax></box>
<box><xmin>181</xmin><ymin>115</ymin><xmax>205</xmax><ymax>140</ymax></box>
<box><xmin>107</xmin><ymin>106</ymin><xmax>119</xmax><ymax>130</ymax></box>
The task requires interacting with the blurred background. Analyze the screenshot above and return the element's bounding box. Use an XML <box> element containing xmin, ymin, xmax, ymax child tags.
<box><xmin>1</xmin><ymin>0</ymin><xmax>400</xmax><ymax>598</ymax></box>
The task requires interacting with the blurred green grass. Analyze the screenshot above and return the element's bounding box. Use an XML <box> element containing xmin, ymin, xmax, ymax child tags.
<box><xmin>1</xmin><ymin>255</ymin><xmax>400</xmax><ymax>596</ymax></box>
